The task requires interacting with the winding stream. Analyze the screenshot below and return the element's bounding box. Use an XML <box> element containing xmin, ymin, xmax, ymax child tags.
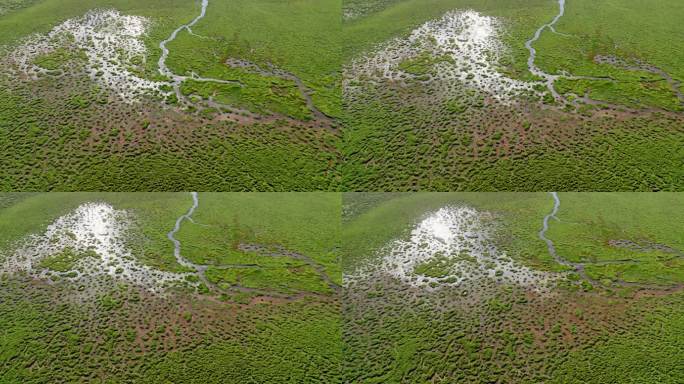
<box><xmin>152</xmin><ymin>0</ymin><xmax>332</xmax><ymax>124</ymax></box>
<box><xmin>167</xmin><ymin>192</ymin><xmax>201</xmax><ymax>270</ymax></box>
<box><xmin>538</xmin><ymin>192</ymin><xmax>567</xmax><ymax>266</ymax></box>
<box><xmin>167</xmin><ymin>192</ymin><xmax>339</xmax><ymax>298</ymax></box>
<box><xmin>158</xmin><ymin>1</ymin><xmax>208</xmax><ymax>79</ymax></box>
<box><xmin>523</xmin><ymin>1</ymin><xmax>681</xmax><ymax>110</ymax></box>
<box><xmin>166</xmin><ymin>192</ymin><xmax>216</xmax><ymax>290</ymax></box>
<box><xmin>525</xmin><ymin>0</ymin><xmax>565</xmax><ymax>100</ymax></box>
<box><xmin>157</xmin><ymin>0</ymin><xmax>241</xmax><ymax>101</ymax></box>
<box><xmin>539</xmin><ymin>192</ymin><xmax>684</xmax><ymax>291</ymax></box>
<box><xmin>539</xmin><ymin>192</ymin><xmax>597</xmax><ymax>282</ymax></box>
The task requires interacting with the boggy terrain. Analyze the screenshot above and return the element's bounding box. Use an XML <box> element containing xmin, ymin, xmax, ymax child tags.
<box><xmin>0</xmin><ymin>0</ymin><xmax>340</xmax><ymax>191</ymax></box>
<box><xmin>341</xmin><ymin>0</ymin><xmax>684</xmax><ymax>191</ymax></box>
<box><xmin>2</xmin><ymin>192</ymin><xmax>683</xmax><ymax>382</ymax></box>
<box><xmin>2</xmin><ymin>0</ymin><xmax>682</xmax><ymax>192</ymax></box>
<box><xmin>342</xmin><ymin>192</ymin><xmax>684</xmax><ymax>382</ymax></box>
<box><xmin>0</xmin><ymin>192</ymin><xmax>342</xmax><ymax>383</ymax></box>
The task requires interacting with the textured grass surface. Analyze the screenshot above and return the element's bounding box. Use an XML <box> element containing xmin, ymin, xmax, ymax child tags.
<box><xmin>1</xmin><ymin>193</ymin><xmax>683</xmax><ymax>382</ymax></box>
<box><xmin>342</xmin><ymin>192</ymin><xmax>684</xmax><ymax>383</ymax></box>
<box><xmin>0</xmin><ymin>281</ymin><xmax>341</xmax><ymax>383</ymax></box>
<box><xmin>341</xmin><ymin>0</ymin><xmax>684</xmax><ymax>191</ymax></box>
<box><xmin>0</xmin><ymin>0</ymin><xmax>340</xmax><ymax>191</ymax></box>
<box><xmin>549</xmin><ymin>193</ymin><xmax>684</xmax><ymax>284</ymax></box>
<box><xmin>534</xmin><ymin>0</ymin><xmax>684</xmax><ymax>111</ymax></box>
<box><xmin>0</xmin><ymin>86</ymin><xmax>339</xmax><ymax>191</ymax></box>
<box><xmin>0</xmin><ymin>192</ymin><xmax>341</xmax><ymax>383</ymax></box>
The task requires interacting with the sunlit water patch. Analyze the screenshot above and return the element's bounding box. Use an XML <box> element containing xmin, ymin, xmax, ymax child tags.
<box><xmin>0</xmin><ymin>203</ymin><xmax>194</xmax><ymax>293</ymax></box>
<box><xmin>345</xmin><ymin>10</ymin><xmax>538</xmax><ymax>102</ymax></box>
<box><xmin>4</xmin><ymin>9</ymin><xmax>165</xmax><ymax>102</ymax></box>
<box><xmin>347</xmin><ymin>206</ymin><xmax>556</xmax><ymax>291</ymax></box>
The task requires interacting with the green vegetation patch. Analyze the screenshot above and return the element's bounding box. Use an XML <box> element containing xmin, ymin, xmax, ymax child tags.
<box><xmin>556</xmin><ymin>76</ymin><xmax>682</xmax><ymax>112</ymax></box>
<box><xmin>167</xmin><ymin>31</ymin><xmax>313</xmax><ymax>120</ymax></box>
<box><xmin>398</xmin><ymin>52</ymin><xmax>454</xmax><ymax>76</ymax></box>
<box><xmin>33</xmin><ymin>47</ymin><xmax>87</xmax><ymax>71</ymax></box>
<box><xmin>207</xmin><ymin>264</ymin><xmax>332</xmax><ymax>294</ymax></box>
<box><xmin>413</xmin><ymin>252</ymin><xmax>458</xmax><ymax>278</ymax></box>
<box><xmin>175</xmin><ymin>193</ymin><xmax>342</xmax><ymax>284</ymax></box>
<box><xmin>548</xmin><ymin>193</ymin><xmax>684</xmax><ymax>285</ymax></box>
<box><xmin>552</xmin><ymin>295</ymin><xmax>684</xmax><ymax>383</ymax></box>
<box><xmin>38</xmin><ymin>246</ymin><xmax>99</xmax><ymax>272</ymax></box>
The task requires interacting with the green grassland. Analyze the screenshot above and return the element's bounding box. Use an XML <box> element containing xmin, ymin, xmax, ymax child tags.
<box><xmin>534</xmin><ymin>0</ymin><xmax>684</xmax><ymax>111</ymax></box>
<box><xmin>163</xmin><ymin>0</ymin><xmax>342</xmax><ymax>118</ymax></box>
<box><xmin>0</xmin><ymin>193</ymin><xmax>341</xmax><ymax>382</ymax></box>
<box><xmin>549</xmin><ymin>193</ymin><xmax>684</xmax><ymax>285</ymax></box>
<box><xmin>342</xmin><ymin>192</ymin><xmax>684</xmax><ymax>382</ymax></box>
